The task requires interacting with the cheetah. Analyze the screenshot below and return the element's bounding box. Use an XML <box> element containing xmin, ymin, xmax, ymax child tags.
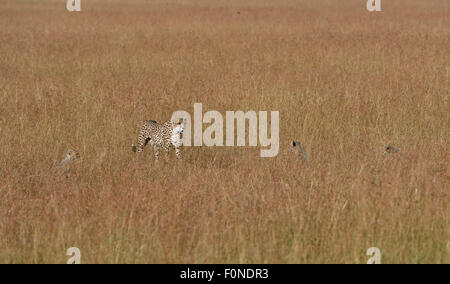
<box><xmin>132</xmin><ymin>118</ymin><xmax>185</xmax><ymax>160</ymax></box>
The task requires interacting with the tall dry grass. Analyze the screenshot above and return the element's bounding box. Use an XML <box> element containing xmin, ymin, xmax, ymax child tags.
<box><xmin>0</xmin><ymin>0</ymin><xmax>448</xmax><ymax>263</ymax></box>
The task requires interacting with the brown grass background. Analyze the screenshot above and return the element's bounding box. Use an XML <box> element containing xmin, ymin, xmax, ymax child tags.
<box><xmin>0</xmin><ymin>0</ymin><xmax>448</xmax><ymax>263</ymax></box>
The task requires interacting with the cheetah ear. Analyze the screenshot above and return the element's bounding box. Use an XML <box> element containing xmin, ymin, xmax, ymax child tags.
<box><xmin>292</xmin><ymin>141</ymin><xmax>296</xmax><ymax>147</ymax></box>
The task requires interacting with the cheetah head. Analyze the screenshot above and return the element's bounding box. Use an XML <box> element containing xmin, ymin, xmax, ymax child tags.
<box><xmin>172</xmin><ymin>118</ymin><xmax>185</xmax><ymax>135</ymax></box>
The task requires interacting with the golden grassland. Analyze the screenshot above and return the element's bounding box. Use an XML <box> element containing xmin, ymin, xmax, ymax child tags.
<box><xmin>0</xmin><ymin>0</ymin><xmax>448</xmax><ymax>263</ymax></box>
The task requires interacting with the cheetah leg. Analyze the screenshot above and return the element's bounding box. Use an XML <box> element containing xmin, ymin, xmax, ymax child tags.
<box><xmin>175</xmin><ymin>147</ymin><xmax>182</xmax><ymax>159</ymax></box>
<box><xmin>135</xmin><ymin>135</ymin><xmax>148</xmax><ymax>153</ymax></box>
<box><xmin>164</xmin><ymin>146</ymin><xmax>170</xmax><ymax>160</ymax></box>
<box><xmin>153</xmin><ymin>145</ymin><xmax>160</xmax><ymax>160</ymax></box>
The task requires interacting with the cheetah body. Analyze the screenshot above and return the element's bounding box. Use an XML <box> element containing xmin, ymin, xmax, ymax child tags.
<box><xmin>132</xmin><ymin>119</ymin><xmax>185</xmax><ymax>159</ymax></box>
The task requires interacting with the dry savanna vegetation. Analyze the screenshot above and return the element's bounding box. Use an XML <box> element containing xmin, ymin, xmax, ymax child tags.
<box><xmin>0</xmin><ymin>0</ymin><xmax>448</xmax><ymax>263</ymax></box>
